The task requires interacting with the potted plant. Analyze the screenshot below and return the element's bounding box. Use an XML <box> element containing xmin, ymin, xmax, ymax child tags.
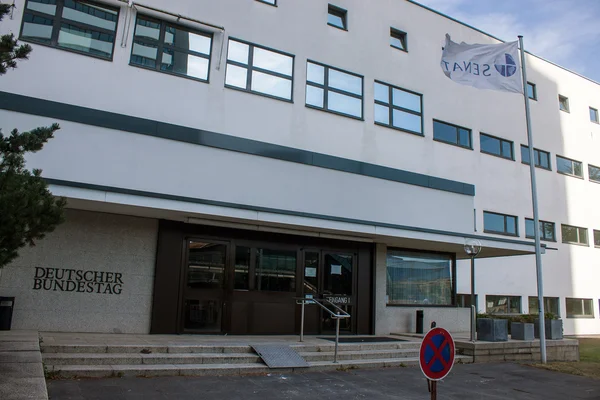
<box><xmin>534</xmin><ymin>313</ymin><xmax>563</xmax><ymax>340</ymax></box>
<box><xmin>510</xmin><ymin>314</ymin><xmax>535</xmax><ymax>341</ymax></box>
<box><xmin>476</xmin><ymin>313</ymin><xmax>508</xmax><ymax>342</ymax></box>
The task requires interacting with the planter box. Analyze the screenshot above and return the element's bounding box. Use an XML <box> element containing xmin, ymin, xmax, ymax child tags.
<box><xmin>477</xmin><ymin>318</ymin><xmax>508</xmax><ymax>342</ymax></box>
<box><xmin>511</xmin><ymin>322</ymin><xmax>534</xmax><ymax>341</ymax></box>
<box><xmin>534</xmin><ymin>319</ymin><xmax>563</xmax><ymax>340</ymax></box>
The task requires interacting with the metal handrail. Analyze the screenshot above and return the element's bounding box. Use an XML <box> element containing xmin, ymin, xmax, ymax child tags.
<box><xmin>295</xmin><ymin>297</ymin><xmax>351</xmax><ymax>363</ymax></box>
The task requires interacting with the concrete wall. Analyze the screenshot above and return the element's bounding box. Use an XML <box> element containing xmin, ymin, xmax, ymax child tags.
<box><xmin>374</xmin><ymin>244</ymin><xmax>470</xmax><ymax>334</ymax></box>
<box><xmin>0</xmin><ymin>210</ymin><xmax>158</xmax><ymax>333</ymax></box>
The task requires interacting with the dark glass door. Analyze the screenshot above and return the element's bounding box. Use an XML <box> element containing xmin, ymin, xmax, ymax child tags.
<box><xmin>321</xmin><ymin>252</ymin><xmax>355</xmax><ymax>333</ymax></box>
<box><xmin>182</xmin><ymin>240</ymin><xmax>228</xmax><ymax>333</ymax></box>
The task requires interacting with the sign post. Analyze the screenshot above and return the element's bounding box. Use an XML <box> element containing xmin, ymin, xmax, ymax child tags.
<box><xmin>419</xmin><ymin>327</ymin><xmax>455</xmax><ymax>400</ymax></box>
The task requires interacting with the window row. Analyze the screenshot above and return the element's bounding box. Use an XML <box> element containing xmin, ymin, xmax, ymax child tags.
<box><xmin>462</xmin><ymin>295</ymin><xmax>596</xmax><ymax>319</ymax></box>
<box><xmin>526</xmin><ymin>82</ymin><xmax>598</xmax><ymax>124</ymax></box>
<box><xmin>483</xmin><ymin>211</ymin><xmax>600</xmax><ymax>247</ymax></box>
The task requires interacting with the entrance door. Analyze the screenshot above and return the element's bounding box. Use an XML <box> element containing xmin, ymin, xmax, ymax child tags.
<box><xmin>321</xmin><ymin>252</ymin><xmax>355</xmax><ymax>333</ymax></box>
<box><xmin>181</xmin><ymin>239</ymin><xmax>228</xmax><ymax>333</ymax></box>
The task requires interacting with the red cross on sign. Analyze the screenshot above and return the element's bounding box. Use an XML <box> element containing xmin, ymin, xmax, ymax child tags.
<box><xmin>419</xmin><ymin>327</ymin><xmax>455</xmax><ymax>381</ymax></box>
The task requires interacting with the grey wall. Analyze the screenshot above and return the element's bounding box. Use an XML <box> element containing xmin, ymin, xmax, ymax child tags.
<box><xmin>0</xmin><ymin>209</ymin><xmax>158</xmax><ymax>333</ymax></box>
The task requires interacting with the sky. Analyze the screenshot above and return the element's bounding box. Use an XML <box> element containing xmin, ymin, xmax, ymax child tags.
<box><xmin>415</xmin><ymin>0</ymin><xmax>600</xmax><ymax>83</ymax></box>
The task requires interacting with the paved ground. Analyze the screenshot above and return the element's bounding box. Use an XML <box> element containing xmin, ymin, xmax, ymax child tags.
<box><xmin>48</xmin><ymin>363</ymin><xmax>600</xmax><ymax>400</ymax></box>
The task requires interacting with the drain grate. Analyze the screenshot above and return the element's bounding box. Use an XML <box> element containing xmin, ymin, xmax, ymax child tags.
<box><xmin>251</xmin><ymin>344</ymin><xmax>309</xmax><ymax>369</ymax></box>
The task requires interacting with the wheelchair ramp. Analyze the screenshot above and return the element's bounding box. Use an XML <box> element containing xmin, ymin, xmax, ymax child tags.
<box><xmin>251</xmin><ymin>344</ymin><xmax>309</xmax><ymax>368</ymax></box>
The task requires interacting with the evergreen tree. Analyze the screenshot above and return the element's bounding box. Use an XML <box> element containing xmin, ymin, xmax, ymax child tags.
<box><xmin>0</xmin><ymin>3</ymin><xmax>65</xmax><ymax>268</ymax></box>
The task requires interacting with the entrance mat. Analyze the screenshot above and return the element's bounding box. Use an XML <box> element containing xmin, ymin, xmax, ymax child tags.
<box><xmin>318</xmin><ymin>336</ymin><xmax>407</xmax><ymax>343</ymax></box>
<box><xmin>251</xmin><ymin>344</ymin><xmax>309</xmax><ymax>369</ymax></box>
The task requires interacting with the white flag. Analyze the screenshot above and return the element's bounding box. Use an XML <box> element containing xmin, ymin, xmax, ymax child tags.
<box><xmin>441</xmin><ymin>34</ymin><xmax>523</xmax><ymax>94</ymax></box>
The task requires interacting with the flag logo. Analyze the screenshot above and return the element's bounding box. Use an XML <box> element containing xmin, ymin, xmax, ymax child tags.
<box><xmin>494</xmin><ymin>53</ymin><xmax>518</xmax><ymax>77</ymax></box>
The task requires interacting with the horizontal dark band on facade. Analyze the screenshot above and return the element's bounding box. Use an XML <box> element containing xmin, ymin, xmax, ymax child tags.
<box><xmin>0</xmin><ymin>91</ymin><xmax>475</xmax><ymax>196</ymax></box>
<box><xmin>44</xmin><ymin>177</ymin><xmax>540</xmax><ymax>249</ymax></box>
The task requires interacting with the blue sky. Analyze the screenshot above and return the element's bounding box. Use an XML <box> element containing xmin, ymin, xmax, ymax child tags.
<box><xmin>416</xmin><ymin>0</ymin><xmax>600</xmax><ymax>83</ymax></box>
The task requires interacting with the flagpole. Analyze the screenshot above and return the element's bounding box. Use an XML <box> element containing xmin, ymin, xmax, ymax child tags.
<box><xmin>518</xmin><ymin>35</ymin><xmax>547</xmax><ymax>364</ymax></box>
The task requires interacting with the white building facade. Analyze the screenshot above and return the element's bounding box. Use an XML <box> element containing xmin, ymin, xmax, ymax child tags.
<box><xmin>0</xmin><ymin>0</ymin><xmax>598</xmax><ymax>336</ymax></box>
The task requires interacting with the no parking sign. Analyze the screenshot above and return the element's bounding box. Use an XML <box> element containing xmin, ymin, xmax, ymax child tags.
<box><xmin>419</xmin><ymin>327</ymin><xmax>455</xmax><ymax>399</ymax></box>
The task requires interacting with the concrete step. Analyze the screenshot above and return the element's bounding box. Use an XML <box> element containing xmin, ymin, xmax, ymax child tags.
<box><xmin>44</xmin><ymin>355</ymin><xmax>472</xmax><ymax>378</ymax></box>
<box><xmin>42</xmin><ymin>352</ymin><xmax>261</xmax><ymax>366</ymax></box>
<box><xmin>299</xmin><ymin>349</ymin><xmax>420</xmax><ymax>362</ymax></box>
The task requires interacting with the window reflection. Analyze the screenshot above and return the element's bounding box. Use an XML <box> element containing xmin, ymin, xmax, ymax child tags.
<box><xmin>255</xmin><ymin>248</ymin><xmax>296</xmax><ymax>292</ymax></box>
<box><xmin>328</xmin><ymin>69</ymin><xmax>362</xmax><ymax>95</ymax></box>
<box><xmin>328</xmin><ymin>91</ymin><xmax>361</xmax><ymax>117</ymax></box>
<box><xmin>251</xmin><ymin>71</ymin><xmax>292</xmax><ymax>99</ymax></box>
<box><xmin>253</xmin><ymin>47</ymin><xmax>293</xmax><ymax>76</ymax></box>
<box><xmin>187</xmin><ymin>241</ymin><xmax>226</xmax><ymax>290</ymax></box>
<box><xmin>306</xmin><ymin>61</ymin><xmax>363</xmax><ymax>119</ymax></box>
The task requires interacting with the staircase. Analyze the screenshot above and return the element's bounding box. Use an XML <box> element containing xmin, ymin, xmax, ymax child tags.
<box><xmin>41</xmin><ymin>341</ymin><xmax>472</xmax><ymax>378</ymax></box>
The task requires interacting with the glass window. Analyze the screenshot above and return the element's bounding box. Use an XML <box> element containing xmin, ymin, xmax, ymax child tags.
<box><xmin>561</xmin><ymin>224</ymin><xmax>588</xmax><ymax>245</ymax></box>
<box><xmin>256</xmin><ymin>0</ymin><xmax>276</xmax><ymax>5</ymax></box>
<box><xmin>306</xmin><ymin>61</ymin><xmax>363</xmax><ymax>119</ymax></box>
<box><xmin>130</xmin><ymin>15</ymin><xmax>212</xmax><ymax>81</ymax></box>
<box><xmin>386</xmin><ymin>249</ymin><xmax>453</xmax><ymax>306</ymax></box>
<box><xmin>556</xmin><ymin>155</ymin><xmax>583</xmax><ymax>178</ymax></box>
<box><xmin>433</xmin><ymin>120</ymin><xmax>472</xmax><ymax>149</ymax></box>
<box><xmin>486</xmin><ymin>295</ymin><xmax>521</xmax><ymax>314</ymax></box>
<box><xmin>480</xmin><ymin>133</ymin><xmax>513</xmax><ymax>160</ymax></box>
<box><xmin>255</xmin><ymin>248</ymin><xmax>296</xmax><ymax>292</ymax></box>
<box><xmin>594</xmin><ymin>230</ymin><xmax>600</xmax><ymax>248</ymax></box>
<box><xmin>226</xmin><ymin>39</ymin><xmax>294</xmax><ymax>101</ymax></box>
<box><xmin>566</xmin><ymin>298</ymin><xmax>594</xmax><ymax>318</ymax></box>
<box><xmin>303</xmin><ymin>252</ymin><xmax>319</xmax><ymax>295</ymax></box>
<box><xmin>527</xmin><ymin>82</ymin><xmax>537</xmax><ymax>100</ymax></box>
<box><xmin>234</xmin><ymin>246</ymin><xmax>250</xmax><ymax>290</ymax></box>
<box><xmin>484</xmin><ymin>211</ymin><xmax>518</xmax><ymax>236</ymax></box>
<box><xmin>528</xmin><ymin>297</ymin><xmax>560</xmax><ymax>317</ymax></box>
<box><xmin>390</xmin><ymin>28</ymin><xmax>407</xmax><ymax>51</ymax></box>
<box><xmin>521</xmin><ymin>145</ymin><xmax>551</xmax><ymax>170</ymax></box>
<box><xmin>589</xmin><ymin>165</ymin><xmax>600</xmax><ymax>183</ymax></box>
<box><xmin>327</xmin><ymin>4</ymin><xmax>347</xmax><ymax>30</ymax></box>
<box><xmin>20</xmin><ymin>0</ymin><xmax>118</xmax><ymax>59</ymax></box>
<box><xmin>187</xmin><ymin>241</ymin><xmax>226</xmax><ymax>290</ymax></box>
<box><xmin>559</xmin><ymin>95</ymin><xmax>569</xmax><ymax>112</ymax></box>
<box><xmin>525</xmin><ymin>219</ymin><xmax>556</xmax><ymax>241</ymax></box>
<box><xmin>590</xmin><ymin>107</ymin><xmax>599</xmax><ymax>123</ymax></box>
<box><xmin>374</xmin><ymin>81</ymin><xmax>422</xmax><ymax>135</ymax></box>
<box><xmin>456</xmin><ymin>294</ymin><xmax>478</xmax><ymax>308</ymax></box>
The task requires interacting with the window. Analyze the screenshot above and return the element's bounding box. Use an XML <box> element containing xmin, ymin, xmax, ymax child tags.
<box><xmin>483</xmin><ymin>211</ymin><xmax>518</xmax><ymax>236</ymax></box>
<box><xmin>130</xmin><ymin>16</ymin><xmax>212</xmax><ymax>82</ymax></box>
<box><xmin>589</xmin><ymin>165</ymin><xmax>600</xmax><ymax>183</ymax></box>
<box><xmin>327</xmin><ymin>4</ymin><xmax>347</xmax><ymax>30</ymax></box>
<box><xmin>225</xmin><ymin>39</ymin><xmax>294</xmax><ymax>101</ymax></box>
<box><xmin>561</xmin><ymin>224</ymin><xmax>588</xmax><ymax>245</ymax></box>
<box><xmin>433</xmin><ymin>120</ymin><xmax>472</xmax><ymax>149</ymax></box>
<box><xmin>20</xmin><ymin>0</ymin><xmax>119</xmax><ymax>60</ymax></box>
<box><xmin>590</xmin><ymin>107</ymin><xmax>599</xmax><ymax>123</ymax></box>
<box><xmin>480</xmin><ymin>133</ymin><xmax>514</xmax><ymax>160</ymax></box>
<box><xmin>386</xmin><ymin>249</ymin><xmax>453</xmax><ymax>306</ymax></box>
<box><xmin>525</xmin><ymin>219</ymin><xmax>556</xmax><ymax>241</ymax></box>
<box><xmin>559</xmin><ymin>95</ymin><xmax>569</xmax><ymax>112</ymax></box>
<box><xmin>594</xmin><ymin>230</ymin><xmax>600</xmax><ymax>248</ymax></box>
<box><xmin>306</xmin><ymin>61</ymin><xmax>363</xmax><ymax>119</ymax></box>
<box><xmin>390</xmin><ymin>28</ymin><xmax>407</xmax><ymax>51</ymax></box>
<box><xmin>566</xmin><ymin>298</ymin><xmax>594</xmax><ymax>318</ymax></box>
<box><xmin>521</xmin><ymin>145</ymin><xmax>551</xmax><ymax>170</ymax></box>
<box><xmin>556</xmin><ymin>155</ymin><xmax>583</xmax><ymax>178</ymax></box>
<box><xmin>374</xmin><ymin>81</ymin><xmax>422</xmax><ymax>135</ymax></box>
<box><xmin>255</xmin><ymin>248</ymin><xmax>296</xmax><ymax>292</ymax></box>
<box><xmin>457</xmin><ymin>294</ymin><xmax>478</xmax><ymax>308</ymax></box>
<box><xmin>234</xmin><ymin>246</ymin><xmax>251</xmax><ymax>290</ymax></box>
<box><xmin>486</xmin><ymin>295</ymin><xmax>521</xmax><ymax>314</ymax></box>
<box><xmin>256</xmin><ymin>0</ymin><xmax>276</xmax><ymax>5</ymax></box>
<box><xmin>526</xmin><ymin>82</ymin><xmax>537</xmax><ymax>100</ymax></box>
<box><xmin>528</xmin><ymin>297</ymin><xmax>560</xmax><ymax>317</ymax></box>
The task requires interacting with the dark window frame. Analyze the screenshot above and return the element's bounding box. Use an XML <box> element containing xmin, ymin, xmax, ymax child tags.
<box><xmin>528</xmin><ymin>296</ymin><xmax>560</xmax><ymax>317</ymax></box>
<box><xmin>256</xmin><ymin>0</ymin><xmax>277</xmax><ymax>6</ymax></box>
<box><xmin>589</xmin><ymin>164</ymin><xmax>600</xmax><ymax>184</ymax></box>
<box><xmin>129</xmin><ymin>14</ymin><xmax>213</xmax><ymax>83</ymax></box>
<box><xmin>390</xmin><ymin>27</ymin><xmax>407</xmax><ymax>52</ymax></box>
<box><xmin>225</xmin><ymin>37</ymin><xmax>295</xmax><ymax>103</ymax></box>
<box><xmin>19</xmin><ymin>0</ymin><xmax>120</xmax><ymax>61</ymax></box>
<box><xmin>556</xmin><ymin>155</ymin><xmax>584</xmax><ymax>179</ymax></box>
<box><xmin>559</xmin><ymin>94</ymin><xmax>570</xmax><ymax>113</ymax></box>
<box><xmin>566</xmin><ymin>298</ymin><xmax>594</xmax><ymax>318</ymax></box>
<box><xmin>561</xmin><ymin>224</ymin><xmax>589</xmax><ymax>246</ymax></box>
<box><xmin>433</xmin><ymin>119</ymin><xmax>473</xmax><ymax>150</ymax></box>
<box><xmin>525</xmin><ymin>218</ymin><xmax>556</xmax><ymax>242</ymax></box>
<box><xmin>327</xmin><ymin>4</ymin><xmax>347</xmax><ymax>31</ymax></box>
<box><xmin>480</xmin><ymin>132</ymin><xmax>514</xmax><ymax>160</ymax></box>
<box><xmin>483</xmin><ymin>211</ymin><xmax>519</xmax><ymax>237</ymax></box>
<box><xmin>527</xmin><ymin>82</ymin><xmax>537</xmax><ymax>101</ymax></box>
<box><xmin>593</xmin><ymin>229</ymin><xmax>600</xmax><ymax>248</ymax></box>
<box><xmin>486</xmin><ymin>295</ymin><xmax>522</xmax><ymax>315</ymax></box>
<box><xmin>305</xmin><ymin>59</ymin><xmax>364</xmax><ymax>120</ymax></box>
<box><xmin>590</xmin><ymin>107</ymin><xmax>599</xmax><ymax>124</ymax></box>
<box><xmin>520</xmin><ymin>144</ymin><xmax>552</xmax><ymax>170</ymax></box>
<box><xmin>374</xmin><ymin>80</ymin><xmax>423</xmax><ymax>136</ymax></box>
